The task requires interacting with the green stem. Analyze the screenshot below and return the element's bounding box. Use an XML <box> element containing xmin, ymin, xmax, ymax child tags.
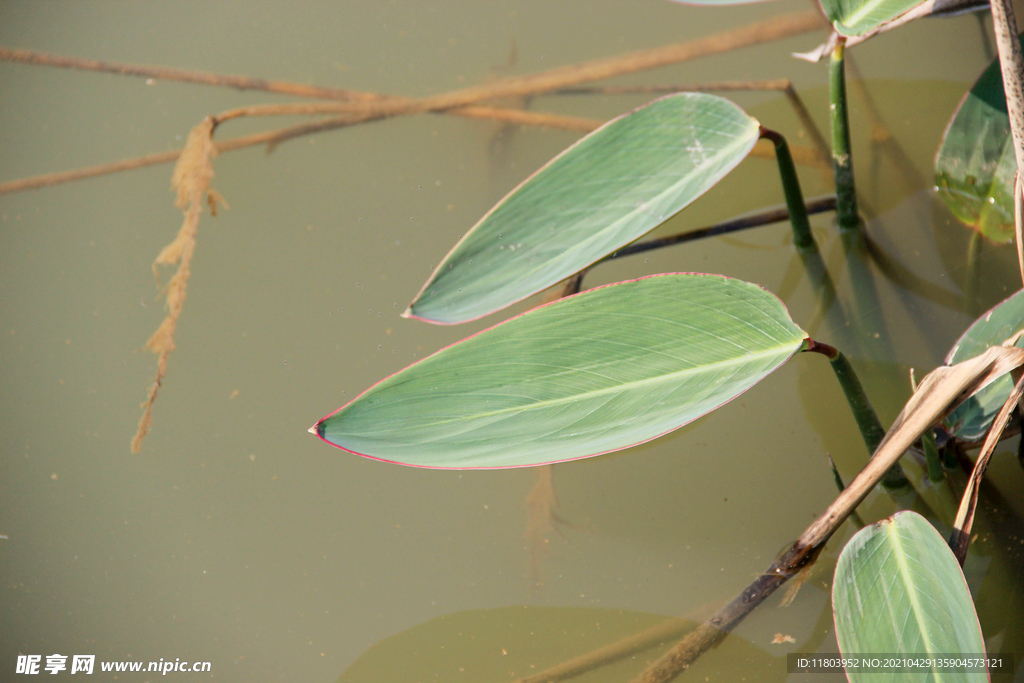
<box><xmin>760</xmin><ymin>126</ymin><xmax>816</xmax><ymax>253</ymax></box>
<box><xmin>804</xmin><ymin>339</ymin><xmax>909</xmax><ymax>489</ymax></box>
<box><xmin>830</xmin><ymin>37</ymin><xmax>860</xmax><ymax>233</ymax></box>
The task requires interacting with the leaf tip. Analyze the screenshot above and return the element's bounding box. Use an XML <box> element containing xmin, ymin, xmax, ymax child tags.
<box><xmin>308</xmin><ymin>422</ymin><xmax>323</xmax><ymax>436</ymax></box>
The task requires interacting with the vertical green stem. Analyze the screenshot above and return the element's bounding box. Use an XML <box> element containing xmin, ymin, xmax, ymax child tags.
<box><xmin>921</xmin><ymin>429</ymin><xmax>944</xmax><ymax>482</ymax></box>
<box><xmin>830</xmin><ymin>38</ymin><xmax>860</xmax><ymax>232</ymax></box>
<box><xmin>804</xmin><ymin>340</ymin><xmax>909</xmax><ymax>489</ymax></box>
<box><xmin>760</xmin><ymin>127</ymin><xmax>816</xmax><ymax>253</ymax></box>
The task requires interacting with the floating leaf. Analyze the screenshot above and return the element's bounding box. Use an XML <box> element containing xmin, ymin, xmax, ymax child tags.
<box><xmin>818</xmin><ymin>0</ymin><xmax>926</xmax><ymax>35</ymax></box>
<box><xmin>315</xmin><ymin>273</ymin><xmax>807</xmax><ymax>469</ymax></box>
<box><xmin>943</xmin><ymin>288</ymin><xmax>1024</xmax><ymax>439</ymax></box>
<box><xmin>935</xmin><ymin>35</ymin><xmax>1024</xmax><ymax>244</ymax></box>
<box><xmin>405</xmin><ymin>93</ymin><xmax>761</xmax><ymax>324</ymax></box>
<box><xmin>833</xmin><ymin>511</ymin><xmax>987</xmax><ymax>682</ymax></box>
<box><xmin>336</xmin><ymin>605</ymin><xmax>788</xmax><ymax>683</ymax></box>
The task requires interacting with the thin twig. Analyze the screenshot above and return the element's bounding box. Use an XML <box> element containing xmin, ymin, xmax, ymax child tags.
<box><xmin>554</xmin><ymin>79</ymin><xmax>794</xmax><ymax>95</ymax></box>
<box><xmin>0</xmin><ymin>46</ymin><xmax>376</xmax><ymax>101</ymax></box>
<box><xmin>0</xmin><ymin>44</ymin><xmax>610</xmax><ymax>134</ymax></box>
<box><xmin>0</xmin><ymin>117</ymin><xmax>826</xmax><ymax>196</ymax></box>
<box><xmin>0</xmin><ymin>112</ymin><xmax>600</xmax><ymax>195</ymax></box>
<box><xmin>780</xmin><ymin>83</ymin><xmax>833</xmax><ymax>173</ymax></box>
<box><xmin>601</xmin><ymin>195</ymin><xmax>836</xmax><ymax>262</ymax></box>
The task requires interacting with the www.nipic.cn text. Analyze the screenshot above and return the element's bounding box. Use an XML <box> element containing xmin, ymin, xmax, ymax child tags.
<box><xmin>16</xmin><ymin>655</ymin><xmax>212</xmax><ymax>675</ymax></box>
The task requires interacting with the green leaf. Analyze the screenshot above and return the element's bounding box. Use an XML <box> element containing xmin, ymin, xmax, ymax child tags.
<box><xmin>405</xmin><ymin>93</ymin><xmax>761</xmax><ymax>324</ymax></box>
<box><xmin>935</xmin><ymin>35</ymin><xmax>1024</xmax><ymax>244</ymax></box>
<box><xmin>316</xmin><ymin>273</ymin><xmax>807</xmax><ymax>469</ymax></box>
<box><xmin>818</xmin><ymin>0</ymin><xmax>925</xmax><ymax>35</ymax></box>
<box><xmin>833</xmin><ymin>511</ymin><xmax>987</xmax><ymax>683</ymax></box>
<box><xmin>943</xmin><ymin>288</ymin><xmax>1024</xmax><ymax>440</ymax></box>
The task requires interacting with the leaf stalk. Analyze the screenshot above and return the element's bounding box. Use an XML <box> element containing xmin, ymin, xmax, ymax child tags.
<box><xmin>830</xmin><ymin>37</ymin><xmax>861</xmax><ymax>232</ymax></box>
<box><xmin>760</xmin><ymin>127</ymin><xmax>817</xmax><ymax>252</ymax></box>
<box><xmin>804</xmin><ymin>340</ymin><xmax>909</xmax><ymax>488</ymax></box>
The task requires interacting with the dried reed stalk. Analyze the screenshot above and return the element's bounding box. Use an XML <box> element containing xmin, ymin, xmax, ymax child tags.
<box><xmin>207</xmin><ymin>10</ymin><xmax>826</xmax><ymax>128</ymax></box>
<box><xmin>0</xmin><ymin>113</ymin><xmax>829</xmax><ymax>196</ymax></box>
<box><xmin>630</xmin><ymin>344</ymin><xmax>1024</xmax><ymax>683</ymax></box>
<box><xmin>131</xmin><ymin>117</ymin><xmax>219</xmax><ymax>453</ymax></box>
<box><xmin>1</xmin><ymin>10</ymin><xmax>826</xmax><ymax>195</ymax></box>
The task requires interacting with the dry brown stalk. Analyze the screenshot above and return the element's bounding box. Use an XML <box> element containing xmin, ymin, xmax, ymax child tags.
<box><xmin>629</xmin><ymin>344</ymin><xmax>1024</xmax><ymax>683</ymax></box>
<box><xmin>0</xmin><ymin>46</ymin><xmax>377</xmax><ymax>101</ymax></box>
<box><xmin>555</xmin><ymin>79</ymin><xmax>795</xmax><ymax>95</ymax></box>
<box><xmin>0</xmin><ymin>45</ymin><xmax>619</xmax><ymax>137</ymax></box>
<box><xmin>131</xmin><ymin>117</ymin><xmax>219</xmax><ymax>453</ymax></box>
<box><xmin>209</xmin><ymin>10</ymin><xmax>827</xmax><ymax>128</ymax></box>
<box><xmin>0</xmin><ymin>109</ymin><xmax>603</xmax><ymax>195</ymax></box>
<box><xmin>0</xmin><ymin>113</ymin><xmax>829</xmax><ymax>196</ymax></box>
<box><xmin>1</xmin><ymin>10</ymin><xmax>825</xmax><ymax>196</ymax></box>
<box><xmin>0</xmin><ymin>10</ymin><xmax>825</xmax><ymax>142</ymax></box>
<box><xmin>0</xmin><ymin>149</ymin><xmax>182</xmax><ymax>194</ymax></box>
<box><xmin>949</xmin><ymin>369</ymin><xmax>1024</xmax><ymax>563</ymax></box>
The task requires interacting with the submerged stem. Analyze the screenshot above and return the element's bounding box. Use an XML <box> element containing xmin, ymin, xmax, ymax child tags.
<box><xmin>830</xmin><ymin>38</ymin><xmax>860</xmax><ymax>232</ymax></box>
<box><xmin>803</xmin><ymin>340</ymin><xmax>909</xmax><ymax>488</ymax></box>
<box><xmin>760</xmin><ymin>127</ymin><xmax>816</xmax><ymax>252</ymax></box>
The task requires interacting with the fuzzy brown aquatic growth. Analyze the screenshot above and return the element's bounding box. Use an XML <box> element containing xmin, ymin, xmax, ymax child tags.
<box><xmin>131</xmin><ymin>117</ymin><xmax>220</xmax><ymax>453</ymax></box>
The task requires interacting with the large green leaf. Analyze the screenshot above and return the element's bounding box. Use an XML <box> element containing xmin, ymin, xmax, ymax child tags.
<box><xmin>818</xmin><ymin>0</ymin><xmax>925</xmax><ymax>35</ymax></box>
<box><xmin>833</xmin><ymin>511</ymin><xmax>987</xmax><ymax>683</ymax></box>
<box><xmin>935</xmin><ymin>35</ymin><xmax>1024</xmax><ymax>244</ymax></box>
<box><xmin>315</xmin><ymin>273</ymin><xmax>807</xmax><ymax>468</ymax></box>
<box><xmin>405</xmin><ymin>93</ymin><xmax>761</xmax><ymax>324</ymax></box>
<box><xmin>943</xmin><ymin>288</ymin><xmax>1024</xmax><ymax>440</ymax></box>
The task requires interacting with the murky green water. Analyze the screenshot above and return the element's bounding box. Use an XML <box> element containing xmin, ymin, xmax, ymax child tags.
<box><xmin>2</xmin><ymin>1</ymin><xmax>1023</xmax><ymax>681</ymax></box>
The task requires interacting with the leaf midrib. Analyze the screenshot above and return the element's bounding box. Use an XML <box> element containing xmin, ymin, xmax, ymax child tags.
<box><xmin>346</xmin><ymin>341</ymin><xmax>800</xmax><ymax>433</ymax></box>
<box><xmin>841</xmin><ymin>0</ymin><xmax>893</xmax><ymax>27</ymax></box>
<box><xmin>886</xmin><ymin>523</ymin><xmax>938</xmax><ymax>661</ymax></box>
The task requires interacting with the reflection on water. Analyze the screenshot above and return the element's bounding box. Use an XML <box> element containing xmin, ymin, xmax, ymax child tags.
<box><xmin>2</xmin><ymin>1</ymin><xmax>1023</xmax><ymax>681</ymax></box>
